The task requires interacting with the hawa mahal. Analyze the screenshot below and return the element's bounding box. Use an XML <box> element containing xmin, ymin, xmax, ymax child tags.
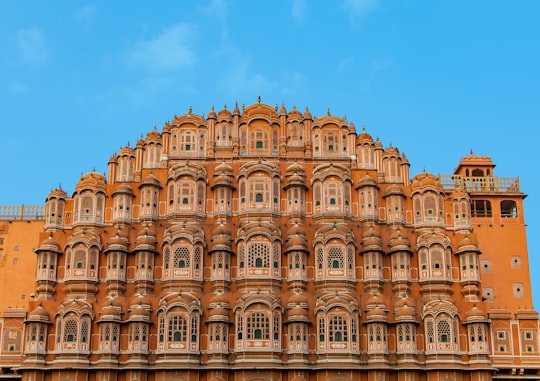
<box><xmin>0</xmin><ymin>99</ymin><xmax>537</xmax><ymax>381</ymax></box>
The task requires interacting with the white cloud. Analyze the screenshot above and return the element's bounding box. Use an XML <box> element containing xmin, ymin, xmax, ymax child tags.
<box><xmin>341</xmin><ymin>0</ymin><xmax>378</xmax><ymax>18</ymax></box>
<box><xmin>74</xmin><ymin>5</ymin><xmax>96</xmax><ymax>26</ymax></box>
<box><xmin>127</xmin><ymin>23</ymin><xmax>197</xmax><ymax>72</ymax></box>
<box><xmin>291</xmin><ymin>0</ymin><xmax>307</xmax><ymax>21</ymax></box>
<box><xmin>16</xmin><ymin>28</ymin><xmax>48</xmax><ymax>64</ymax></box>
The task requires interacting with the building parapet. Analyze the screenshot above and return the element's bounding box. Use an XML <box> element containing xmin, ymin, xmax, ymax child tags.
<box><xmin>439</xmin><ymin>175</ymin><xmax>520</xmax><ymax>193</ymax></box>
<box><xmin>0</xmin><ymin>205</ymin><xmax>45</xmax><ymax>221</ymax></box>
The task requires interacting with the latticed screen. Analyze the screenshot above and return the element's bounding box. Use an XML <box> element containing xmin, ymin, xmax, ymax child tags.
<box><xmin>194</xmin><ymin>247</ymin><xmax>202</xmax><ymax>269</ymax></box>
<box><xmin>174</xmin><ymin>247</ymin><xmax>190</xmax><ymax>268</ymax></box>
<box><xmin>327</xmin><ymin>246</ymin><xmax>344</xmax><ymax>269</ymax></box>
<box><xmin>437</xmin><ymin>320</ymin><xmax>451</xmax><ymax>343</ymax></box>
<box><xmin>246</xmin><ymin>312</ymin><xmax>269</xmax><ymax>339</ymax></box>
<box><xmin>168</xmin><ymin>315</ymin><xmax>187</xmax><ymax>342</ymax></box>
<box><xmin>81</xmin><ymin>320</ymin><xmax>89</xmax><ymax>343</ymax></box>
<box><xmin>329</xmin><ymin>315</ymin><xmax>347</xmax><ymax>342</ymax></box>
<box><xmin>64</xmin><ymin>319</ymin><xmax>78</xmax><ymax>342</ymax></box>
<box><xmin>426</xmin><ymin>320</ymin><xmax>434</xmax><ymax>343</ymax></box>
<box><xmin>248</xmin><ymin>243</ymin><xmax>270</xmax><ymax>268</ymax></box>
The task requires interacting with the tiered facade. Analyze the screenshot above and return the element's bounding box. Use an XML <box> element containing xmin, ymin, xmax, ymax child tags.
<box><xmin>11</xmin><ymin>100</ymin><xmax>540</xmax><ymax>380</ymax></box>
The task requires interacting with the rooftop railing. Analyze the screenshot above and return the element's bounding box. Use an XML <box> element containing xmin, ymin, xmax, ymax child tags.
<box><xmin>439</xmin><ymin>175</ymin><xmax>520</xmax><ymax>193</ymax></box>
<box><xmin>0</xmin><ymin>205</ymin><xmax>45</xmax><ymax>220</ymax></box>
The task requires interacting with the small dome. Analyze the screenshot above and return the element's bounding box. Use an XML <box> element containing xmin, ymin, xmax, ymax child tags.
<box><xmin>112</xmin><ymin>183</ymin><xmax>134</xmax><ymax>196</ymax></box>
<box><xmin>214</xmin><ymin>161</ymin><xmax>234</xmax><ymax>175</ymax></box>
<box><xmin>212</xmin><ymin>223</ymin><xmax>232</xmax><ymax>238</ymax></box>
<box><xmin>134</xmin><ymin>227</ymin><xmax>157</xmax><ymax>250</ymax></box>
<box><xmin>36</xmin><ymin>235</ymin><xmax>62</xmax><ymax>253</ymax></box>
<box><xmin>286</xmin><ymin>221</ymin><xmax>306</xmax><ymax>237</ymax></box>
<box><xmin>26</xmin><ymin>305</ymin><xmax>51</xmax><ymax>323</ymax></box>
<box><xmin>139</xmin><ymin>173</ymin><xmax>161</xmax><ymax>188</ymax></box>
<box><xmin>395</xmin><ymin>304</ymin><xmax>416</xmax><ymax>322</ymax></box>
<box><xmin>388</xmin><ymin>229</ymin><xmax>411</xmax><ymax>253</ymax></box>
<box><xmin>366</xmin><ymin>307</ymin><xmax>387</xmax><ymax>322</ymax></box>
<box><xmin>401</xmin><ymin>153</ymin><xmax>409</xmax><ymax>165</ymax></box>
<box><xmin>209</xmin><ymin>292</ymin><xmax>230</xmax><ymax>308</ymax></box>
<box><xmin>366</xmin><ymin>294</ymin><xmax>386</xmax><ymax>309</ymax></box>
<box><xmin>129</xmin><ymin>305</ymin><xmax>151</xmax><ymax>321</ymax></box>
<box><xmin>383</xmin><ymin>144</ymin><xmax>399</xmax><ymax>157</ymax></box>
<box><xmin>411</xmin><ymin>172</ymin><xmax>442</xmax><ymax>192</ymax></box>
<box><xmin>211</xmin><ymin>234</ymin><xmax>232</xmax><ymax>251</ymax></box>
<box><xmin>106</xmin><ymin>231</ymin><xmax>129</xmax><ymax>252</ymax></box>
<box><xmin>207</xmin><ymin>106</ymin><xmax>217</xmax><ymax>119</ymax></box>
<box><xmin>233</xmin><ymin>102</ymin><xmax>241</xmax><ymax>115</ymax></box>
<box><xmin>210</xmin><ymin>224</ymin><xmax>233</xmax><ymax>253</ymax></box>
<box><xmin>464</xmin><ymin>305</ymin><xmax>488</xmax><ymax>323</ymax></box>
<box><xmin>213</xmin><ymin>174</ymin><xmax>234</xmax><ymax>187</ymax></box>
<box><xmin>46</xmin><ymin>187</ymin><xmax>67</xmax><ymax>201</ymax></box>
<box><xmin>75</xmin><ymin>171</ymin><xmax>107</xmax><ymax>193</ymax></box>
<box><xmin>456</xmin><ymin>235</ymin><xmax>481</xmax><ymax>254</ymax></box>
<box><xmin>288</xmin><ymin>107</ymin><xmax>302</xmax><ymax>119</ymax></box>
<box><xmin>356</xmin><ymin>127</ymin><xmax>374</xmax><ymax>144</ymax></box>
<box><xmin>286</xmin><ymin>161</ymin><xmax>305</xmax><ymax>174</ymax></box>
<box><xmin>361</xmin><ymin>227</ymin><xmax>383</xmax><ymax>252</ymax></box>
<box><xmin>288</xmin><ymin>292</ymin><xmax>307</xmax><ymax>306</ymax></box>
<box><xmin>303</xmin><ymin>106</ymin><xmax>312</xmax><ymax>120</ymax></box>
<box><xmin>209</xmin><ymin>306</ymin><xmax>229</xmax><ymax>318</ymax></box>
<box><xmin>285</xmin><ymin>172</ymin><xmax>306</xmax><ymax>188</ymax></box>
<box><xmin>146</xmin><ymin>127</ymin><xmax>161</xmax><ymax>143</ymax></box>
<box><xmin>383</xmin><ymin>184</ymin><xmax>404</xmax><ymax>197</ymax></box>
<box><xmin>118</xmin><ymin>145</ymin><xmax>135</xmax><ymax>157</ymax></box>
<box><xmin>357</xmin><ymin>174</ymin><xmax>378</xmax><ymax>188</ymax></box>
<box><xmin>285</xmin><ymin>234</ymin><xmax>307</xmax><ymax>252</ymax></box>
<box><xmin>217</xmin><ymin>106</ymin><xmax>232</xmax><ymax>121</ymax></box>
<box><xmin>130</xmin><ymin>293</ymin><xmax>152</xmax><ymax>307</ymax></box>
<box><xmin>287</xmin><ymin>306</ymin><xmax>309</xmax><ymax>319</ymax></box>
<box><xmin>99</xmin><ymin>299</ymin><xmax>122</xmax><ymax>321</ymax></box>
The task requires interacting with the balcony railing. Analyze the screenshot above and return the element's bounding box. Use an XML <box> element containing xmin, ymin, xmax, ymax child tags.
<box><xmin>439</xmin><ymin>175</ymin><xmax>520</xmax><ymax>193</ymax></box>
<box><xmin>0</xmin><ymin>205</ymin><xmax>44</xmax><ymax>220</ymax></box>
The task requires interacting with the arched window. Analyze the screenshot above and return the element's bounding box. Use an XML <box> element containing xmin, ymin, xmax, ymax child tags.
<box><xmin>157</xmin><ymin>309</ymin><xmax>200</xmax><ymax>352</ymax></box>
<box><xmin>317</xmin><ymin>309</ymin><xmax>359</xmax><ymax>352</ymax></box>
<box><xmin>425</xmin><ymin>313</ymin><xmax>459</xmax><ymax>353</ymax></box>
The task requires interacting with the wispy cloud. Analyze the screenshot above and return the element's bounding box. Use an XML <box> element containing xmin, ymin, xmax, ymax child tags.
<box><xmin>338</xmin><ymin>57</ymin><xmax>354</xmax><ymax>74</ymax></box>
<box><xmin>16</xmin><ymin>28</ymin><xmax>49</xmax><ymax>65</ymax></box>
<box><xmin>199</xmin><ymin>0</ymin><xmax>229</xmax><ymax>19</ymax></box>
<box><xmin>220</xmin><ymin>61</ymin><xmax>278</xmax><ymax>97</ymax></box>
<box><xmin>341</xmin><ymin>0</ymin><xmax>378</xmax><ymax>18</ymax></box>
<box><xmin>291</xmin><ymin>0</ymin><xmax>307</xmax><ymax>21</ymax></box>
<box><xmin>74</xmin><ymin>5</ymin><xmax>96</xmax><ymax>26</ymax></box>
<box><xmin>359</xmin><ymin>57</ymin><xmax>395</xmax><ymax>94</ymax></box>
<box><xmin>126</xmin><ymin>23</ymin><xmax>198</xmax><ymax>72</ymax></box>
<box><xmin>7</xmin><ymin>80</ymin><xmax>29</xmax><ymax>95</ymax></box>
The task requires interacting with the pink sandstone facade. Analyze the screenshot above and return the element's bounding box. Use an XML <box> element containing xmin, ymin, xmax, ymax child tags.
<box><xmin>0</xmin><ymin>100</ymin><xmax>538</xmax><ymax>380</ymax></box>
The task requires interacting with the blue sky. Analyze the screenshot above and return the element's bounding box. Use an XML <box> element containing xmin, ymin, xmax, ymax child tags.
<box><xmin>1</xmin><ymin>1</ymin><xmax>539</xmax><ymax>304</ymax></box>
